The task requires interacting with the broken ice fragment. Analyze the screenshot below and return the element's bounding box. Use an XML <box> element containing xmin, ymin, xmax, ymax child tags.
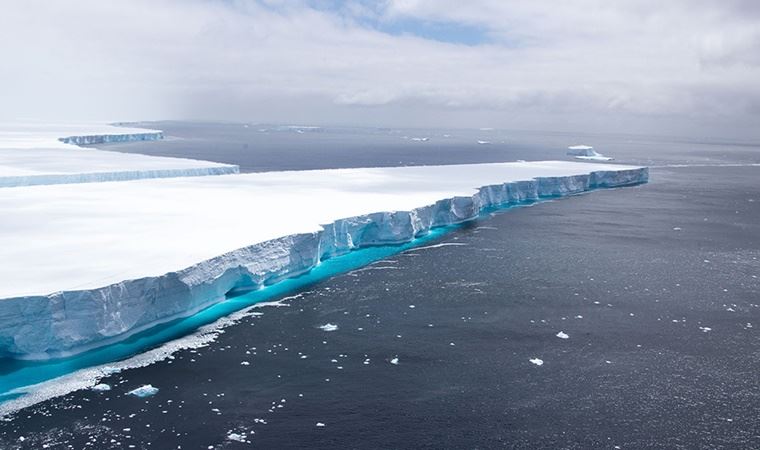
<box><xmin>127</xmin><ymin>385</ymin><xmax>159</xmax><ymax>398</ymax></box>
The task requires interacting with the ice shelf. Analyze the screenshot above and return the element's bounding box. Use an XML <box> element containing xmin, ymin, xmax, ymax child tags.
<box><xmin>0</xmin><ymin>122</ymin><xmax>239</xmax><ymax>187</ymax></box>
<box><xmin>0</xmin><ymin>160</ymin><xmax>647</xmax><ymax>358</ymax></box>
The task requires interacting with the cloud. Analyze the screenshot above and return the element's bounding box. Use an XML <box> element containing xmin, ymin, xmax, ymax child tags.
<box><xmin>0</xmin><ymin>0</ymin><xmax>759</xmax><ymax>137</ymax></box>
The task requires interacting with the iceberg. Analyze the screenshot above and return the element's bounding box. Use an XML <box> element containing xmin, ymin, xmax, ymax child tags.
<box><xmin>0</xmin><ymin>159</ymin><xmax>647</xmax><ymax>359</ymax></box>
<box><xmin>0</xmin><ymin>122</ymin><xmax>238</xmax><ymax>187</ymax></box>
<box><xmin>127</xmin><ymin>384</ymin><xmax>159</xmax><ymax>398</ymax></box>
<box><xmin>567</xmin><ymin>145</ymin><xmax>612</xmax><ymax>161</ymax></box>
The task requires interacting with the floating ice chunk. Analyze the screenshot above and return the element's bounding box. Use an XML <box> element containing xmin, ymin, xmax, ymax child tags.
<box><xmin>410</xmin><ymin>137</ymin><xmax>429</xmax><ymax>142</ymax></box>
<box><xmin>556</xmin><ymin>331</ymin><xmax>569</xmax><ymax>339</ymax></box>
<box><xmin>390</xmin><ymin>357</ymin><xmax>399</xmax><ymax>365</ymax></box>
<box><xmin>241</xmin><ymin>361</ymin><xmax>250</xmax><ymax>365</ymax></box>
<box><xmin>316</xmin><ymin>422</ymin><xmax>326</xmax><ymax>427</ymax></box>
<box><xmin>227</xmin><ymin>433</ymin><xmax>247</xmax><ymax>442</ymax></box>
<box><xmin>91</xmin><ymin>383</ymin><xmax>111</xmax><ymax>392</ymax></box>
<box><xmin>699</xmin><ymin>327</ymin><xmax>712</xmax><ymax>333</ymax></box>
<box><xmin>127</xmin><ymin>385</ymin><xmax>159</xmax><ymax>398</ymax></box>
<box><xmin>319</xmin><ymin>324</ymin><xmax>338</xmax><ymax>332</ymax></box>
<box><xmin>529</xmin><ymin>358</ymin><xmax>544</xmax><ymax>366</ymax></box>
<box><xmin>477</xmin><ymin>140</ymin><xmax>491</xmax><ymax>145</ymax></box>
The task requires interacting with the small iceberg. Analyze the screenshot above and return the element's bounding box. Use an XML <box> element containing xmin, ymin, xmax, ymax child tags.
<box><xmin>556</xmin><ymin>331</ymin><xmax>570</xmax><ymax>339</ymax></box>
<box><xmin>319</xmin><ymin>323</ymin><xmax>338</xmax><ymax>332</ymax></box>
<box><xmin>127</xmin><ymin>384</ymin><xmax>159</xmax><ymax>398</ymax></box>
<box><xmin>567</xmin><ymin>145</ymin><xmax>612</xmax><ymax>161</ymax></box>
<box><xmin>529</xmin><ymin>358</ymin><xmax>544</xmax><ymax>366</ymax></box>
<box><xmin>477</xmin><ymin>140</ymin><xmax>491</xmax><ymax>145</ymax></box>
<box><xmin>227</xmin><ymin>432</ymin><xmax>247</xmax><ymax>442</ymax></box>
<box><xmin>91</xmin><ymin>383</ymin><xmax>111</xmax><ymax>392</ymax></box>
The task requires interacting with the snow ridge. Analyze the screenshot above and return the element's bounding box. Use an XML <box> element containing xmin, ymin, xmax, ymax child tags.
<box><xmin>0</xmin><ymin>167</ymin><xmax>647</xmax><ymax>359</ymax></box>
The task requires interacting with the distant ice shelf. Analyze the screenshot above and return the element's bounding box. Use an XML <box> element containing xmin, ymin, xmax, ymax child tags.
<box><xmin>0</xmin><ymin>160</ymin><xmax>648</xmax><ymax>359</ymax></box>
<box><xmin>0</xmin><ymin>122</ymin><xmax>239</xmax><ymax>187</ymax></box>
<box><xmin>58</xmin><ymin>131</ymin><xmax>163</xmax><ymax>145</ymax></box>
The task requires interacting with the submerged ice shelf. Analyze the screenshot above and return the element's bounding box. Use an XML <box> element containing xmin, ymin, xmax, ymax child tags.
<box><xmin>0</xmin><ymin>122</ymin><xmax>238</xmax><ymax>187</ymax></box>
<box><xmin>0</xmin><ymin>160</ymin><xmax>647</xmax><ymax>358</ymax></box>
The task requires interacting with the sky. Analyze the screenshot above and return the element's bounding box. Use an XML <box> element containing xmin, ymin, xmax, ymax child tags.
<box><xmin>1</xmin><ymin>0</ymin><xmax>759</xmax><ymax>138</ymax></box>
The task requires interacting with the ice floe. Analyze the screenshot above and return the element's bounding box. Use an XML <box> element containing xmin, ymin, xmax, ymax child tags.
<box><xmin>127</xmin><ymin>385</ymin><xmax>158</xmax><ymax>398</ymax></box>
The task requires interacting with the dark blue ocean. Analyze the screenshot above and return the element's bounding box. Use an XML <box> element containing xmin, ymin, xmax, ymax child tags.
<box><xmin>0</xmin><ymin>123</ymin><xmax>758</xmax><ymax>449</ymax></box>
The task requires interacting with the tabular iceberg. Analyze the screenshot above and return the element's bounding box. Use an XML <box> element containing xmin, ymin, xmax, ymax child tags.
<box><xmin>567</xmin><ymin>145</ymin><xmax>612</xmax><ymax>161</ymax></box>
<box><xmin>0</xmin><ymin>161</ymin><xmax>647</xmax><ymax>359</ymax></box>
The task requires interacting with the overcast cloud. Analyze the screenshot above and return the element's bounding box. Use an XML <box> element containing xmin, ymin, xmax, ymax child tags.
<box><xmin>1</xmin><ymin>0</ymin><xmax>759</xmax><ymax>137</ymax></box>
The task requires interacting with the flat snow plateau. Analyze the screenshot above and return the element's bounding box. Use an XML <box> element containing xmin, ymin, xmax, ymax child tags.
<box><xmin>0</xmin><ymin>122</ymin><xmax>238</xmax><ymax>187</ymax></box>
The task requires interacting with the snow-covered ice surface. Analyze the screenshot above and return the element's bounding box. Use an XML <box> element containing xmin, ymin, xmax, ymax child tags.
<box><xmin>0</xmin><ymin>160</ymin><xmax>646</xmax><ymax>358</ymax></box>
<box><xmin>0</xmin><ymin>122</ymin><xmax>238</xmax><ymax>187</ymax></box>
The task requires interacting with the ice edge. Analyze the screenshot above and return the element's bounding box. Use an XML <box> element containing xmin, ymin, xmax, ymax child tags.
<box><xmin>0</xmin><ymin>128</ymin><xmax>240</xmax><ymax>188</ymax></box>
<box><xmin>58</xmin><ymin>130</ymin><xmax>165</xmax><ymax>146</ymax></box>
<box><xmin>0</xmin><ymin>166</ymin><xmax>648</xmax><ymax>359</ymax></box>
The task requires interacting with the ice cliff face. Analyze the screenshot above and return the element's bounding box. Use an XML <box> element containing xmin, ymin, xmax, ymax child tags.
<box><xmin>0</xmin><ymin>166</ymin><xmax>239</xmax><ymax>188</ymax></box>
<box><xmin>0</xmin><ymin>127</ymin><xmax>239</xmax><ymax>188</ymax></box>
<box><xmin>58</xmin><ymin>131</ymin><xmax>164</xmax><ymax>146</ymax></box>
<box><xmin>0</xmin><ymin>167</ymin><xmax>647</xmax><ymax>359</ymax></box>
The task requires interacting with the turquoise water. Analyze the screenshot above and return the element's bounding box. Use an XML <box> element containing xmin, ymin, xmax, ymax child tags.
<box><xmin>0</xmin><ymin>223</ymin><xmax>463</xmax><ymax>403</ymax></box>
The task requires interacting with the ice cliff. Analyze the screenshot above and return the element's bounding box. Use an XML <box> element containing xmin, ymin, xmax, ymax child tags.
<box><xmin>0</xmin><ymin>166</ymin><xmax>239</xmax><ymax>188</ymax></box>
<box><xmin>0</xmin><ymin>166</ymin><xmax>647</xmax><ymax>359</ymax></box>
<box><xmin>58</xmin><ymin>130</ymin><xmax>164</xmax><ymax>145</ymax></box>
<box><xmin>0</xmin><ymin>125</ymin><xmax>239</xmax><ymax>188</ymax></box>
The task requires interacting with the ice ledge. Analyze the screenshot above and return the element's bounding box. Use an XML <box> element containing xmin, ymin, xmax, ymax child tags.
<box><xmin>0</xmin><ymin>166</ymin><xmax>239</xmax><ymax>188</ymax></box>
<box><xmin>58</xmin><ymin>130</ymin><xmax>164</xmax><ymax>146</ymax></box>
<box><xmin>0</xmin><ymin>123</ymin><xmax>238</xmax><ymax>187</ymax></box>
<box><xmin>0</xmin><ymin>164</ymin><xmax>648</xmax><ymax>359</ymax></box>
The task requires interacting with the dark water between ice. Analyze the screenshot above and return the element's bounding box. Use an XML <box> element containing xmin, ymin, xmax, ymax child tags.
<box><xmin>1</xmin><ymin>123</ymin><xmax>758</xmax><ymax>449</ymax></box>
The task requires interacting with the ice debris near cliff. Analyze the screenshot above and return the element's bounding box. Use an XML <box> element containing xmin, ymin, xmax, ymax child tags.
<box><xmin>567</xmin><ymin>145</ymin><xmax>612</xmax><ymax>161</ymax></box>
<box><xmin>0</xmin><ymin>158</ymin><xmax>647</xmax><ymax>359</ymax></box>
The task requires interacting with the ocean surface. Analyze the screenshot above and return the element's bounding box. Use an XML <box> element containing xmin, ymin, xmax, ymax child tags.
<box><xmin>1</xmin><ymin>123</ymin><xmax>758</xmax><ymax>449</ymax></box>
